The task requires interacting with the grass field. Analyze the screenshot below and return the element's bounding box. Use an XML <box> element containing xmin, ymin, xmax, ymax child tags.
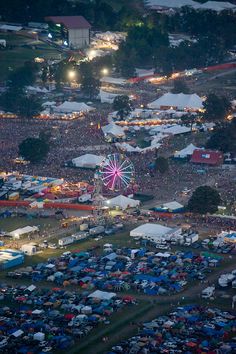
<box><xmin>0</xmin><ymin>216</ymin><xmax>59</xmax><ymax>232</ymax></box>
<box><xmin>0</xmin><ymin>33</ymin><xmax>64</xmax><ymax>79</ymax></box>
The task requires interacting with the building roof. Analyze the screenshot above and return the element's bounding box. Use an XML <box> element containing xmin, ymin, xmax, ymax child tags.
<box><xmin>46</xmin><ymin>16</ymin><xmax>91</xmax><ymax>29</ymax></box>
<box><xmin>147</xmin><ymin>93</ymin><xmax>203</xmax><ymax>110</ymax></box>
<box><xmin>191</xmin><ymin>149</ymin><xmax>223</xmax><ymax>165</ymax></box>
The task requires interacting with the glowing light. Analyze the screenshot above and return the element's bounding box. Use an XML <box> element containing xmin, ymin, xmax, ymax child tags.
<box><xmin>48</xmin><ymin>33</ymin><xmax>52</xmax><ymax>39</ymax></box>
<box><xmin>101</xmin><ymin>68</ymin><xmax>109</xmax><ymax>76</ymax></box>
<box><xmin>68</xmin><ymin>70</ymin><xmax>76</xmax><ymax>80</ymax></box>
<box><xmin>88</xmin><ymin>50</ymin><xmax>96</xmax><ymax>60</ymax></box>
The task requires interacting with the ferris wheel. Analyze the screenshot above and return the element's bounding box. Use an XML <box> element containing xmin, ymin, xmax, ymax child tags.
<box><xmin>99</xmin><ymin>153</ymin><xmax>135</xmax><ymax>192</ymax></box>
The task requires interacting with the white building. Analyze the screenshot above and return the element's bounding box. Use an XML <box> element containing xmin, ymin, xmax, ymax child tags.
<box><xmin>21</xmin><ymin>243</ymin><xmax>37</xmax><ymax>256</ymax></box>
<box><xmin>46</xmin><ymin>16</ymin><xmax>91</xmax><ymax>49</ymax></box>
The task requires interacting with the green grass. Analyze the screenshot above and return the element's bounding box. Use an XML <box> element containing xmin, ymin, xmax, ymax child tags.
<box><xmin>0</xmin><ymin>33</ymin><xmax>64</xmax><ymax>79</ymax></box>
<box><xmin>0</xmin><ymin>216</ymin><xmax>59</xmax><ymax>232</ymax></box>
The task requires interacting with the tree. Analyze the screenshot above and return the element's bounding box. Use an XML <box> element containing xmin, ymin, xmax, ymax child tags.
<box><xmin>206</xmin><ymin>119</ymin><xmax>236</xmax><ymax>153</ymax></box>
<box><xmin>19</xmin><ymin>137</ymin><xmax>50</xmax><ymax>163</ymax></box>
<box><xmin>172</xmin><ymin>79</ymin><xmax>189</xmax><ymax>94</ymax></box>
<box><xmin>8</xmin><ymin>63</ymin><xmax>37</xmax><ymax>88</ymax></box>
<box><xmin>113</xmin><ymin>95</ymin><xmax>132</xmax><ymax>119</ymax></box>
<box><xmin>180</xmin><ymin>113</ymin><xmax>195</xmax><ymax>131</ymax></box>
<box><xmin>203</xmin><ymin>94</ymin><xmax>231</xmax><ymax>122</ymax></box>
<box><xmin>155</xmin><ymin>156</ymin><xmax>169</xmax><ymax>174</ymax></box>
<box><xmin>17</xmin><ymin>95</ymin><xmax>42</xmax><ymax>119</ymax></box>
<box><xmin>0</xmin><ymin>87</ymin><xmax>42</xmax><ymax>119</ymax></box>
<box><xmin>187</xmin><ymin>185</ymin><xmax>221</xmax><ymax>214</ymax></box>
<box><xmin>80</xmin><ymin>76</ymin><xmax>100</xmax><ymax>99</ymax></box>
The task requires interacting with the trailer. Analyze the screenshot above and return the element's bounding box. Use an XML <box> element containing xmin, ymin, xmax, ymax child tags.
<box><xmin>72</xmin><ymin>232</ymin><xmax>89</xmax><ymax>241</ymax></box>
<box><xmin>58</xmin><ymin>236</ymin><xmax>74</xmax><ymax>246</ymax></box>
<box><xmin>89</xmin><ymin>226</ymin><xmax>105</xmax><ymax>236</ymax></box>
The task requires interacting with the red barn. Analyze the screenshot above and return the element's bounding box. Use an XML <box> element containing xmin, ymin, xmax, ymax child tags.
<box><xmin>191</xmin><ymin>149</ymin><xmax>223</xmax><ymax>166</ymax></box>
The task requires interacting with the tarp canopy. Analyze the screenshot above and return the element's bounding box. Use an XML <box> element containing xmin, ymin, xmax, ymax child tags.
<box><xmin>106</xmin><ymin>195</ymin><xmax>140</xmax><ymax>210</ymax></box>
<box><xmin>54</xmin><ymin>101</ymin><xmax>94</xmax><ymax>114</ymax></box>
<box><xmin>147</xmin><ymin>93</ymin><xmax>203</xmax><ymax>110</ymax></box>
<box><xmin>88</xmin><ymin>290</ymin><xmax>116</xmax><ymax>300</ymax></box>
<box><xmin>72</xmin><ymin>154</ymin><xmax>105</xmax><ymax>168</ymax></box>
<box><xmin>102</xmin><ymin>123</ymin><xmax>125</xmax><ymax>137</ymax></box>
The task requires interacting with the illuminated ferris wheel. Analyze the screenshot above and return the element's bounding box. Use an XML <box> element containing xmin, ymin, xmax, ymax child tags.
<box><xmin>99</xmin><ymin>153</ymin><xmax>135</xmax><ymax>192</ymax></box>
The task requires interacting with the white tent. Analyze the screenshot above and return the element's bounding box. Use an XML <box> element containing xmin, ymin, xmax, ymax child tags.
<box><xmin>162</xmin><ymin>201</ymin><xmax>184</xmax><ymax>212</ymax></box>
<box><xmin>163</xmin><ymin>125</ymin><xmax>191</xmax><ymax>135</ymax></box>
<box><xmin>54</xmin><ymin>101</ymin><xmax>94</xmax><ymax>114</ymax></box>
<box><xmin>130</xmin><ymin>223</ymin><xmax>173</xmax><ymax>239</ymax></box>
<box><xmin>99</xmin><ymin>89</ymin><xmax>119</xmax><ymax>104</ymax></box>
<box><xmin>72</xmin><ymin>154</ymin><xmax>105</xmax><ymax>169</ymax></box>
<box><xmin>88</xmin><ymin>290</ymin><xmax>116</xmax><ymax>300</ymax></box>
<box><xmin>174</xmin><ymin>143</ymin><xmax>198</xmax><ymax>158</ymax></box>
<box><xmin>106</xmin><ymin>195</ymin><xmax>140</xmax><ymax>210</ymax></box>
<box><xmin>146</xmin><ymin>0</ymin><xmax>197</xmax><ymax>10</ymax></box>
<box><xmin>100</xmin><ymin>76</ymin><xmax>127</xmax><ymax>85</ymax></box>
<box><xmin>102</xmin><ymin>123</ymin><xmax>125</xmax><ymax>138</ymax></box>
<box><xmin>147</xmin><ymin>93</ymin><xmax>203</xmax><ymax>111</ymax></box>
<box><xmin>9</xmin><ymin>226</ymin><xmax>39</xmax><ymax>239</ymax></box>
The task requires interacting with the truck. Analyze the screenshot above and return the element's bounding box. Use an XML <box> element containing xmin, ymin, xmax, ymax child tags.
<box><xmin>184</xmin><ymin>233</ymin><xmax>199</xmax><ymax>246</ymax></box>
<box><xmin>78</xmin><ymin>194</ymin><xmax>92</xmax><ymax>203</ymax></box>
<box><xmin>89</xmin><ymin>226</ymin><xmax>105</xmax><ymax>236</ymax></box>
<box><xmin>58</xmin><ymin>236</ymin><xmax>74</xmax><ymax>247</ymax></box>
<box><xmin>201</xmin><ymin>286</ymin><xmax>215</xmax><ymax>299</ymax></box>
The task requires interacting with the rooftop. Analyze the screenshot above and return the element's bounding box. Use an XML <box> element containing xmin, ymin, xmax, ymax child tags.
<box><xmin>45</xmin><ymin>16</ymin><xmax>91</xmax><ymax>29</ymax></box>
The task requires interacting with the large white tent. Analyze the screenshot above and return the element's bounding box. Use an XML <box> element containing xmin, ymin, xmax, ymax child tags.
<box><xmin>106</xmin><ymin>195</ymin><xmax>140</xmax><ymax>210</ymax></box>
<box><xmin>130</xmin><ymin>223</ymin><xmax>172</xmax><ymax>238</ymax></box>
<box><xmin>102</xmin><ymin>123</ymin><xmax>125</xmax><ymax>138</ymax></box>
<box><xmin>147</xmin><ymin>93</ymin><xmax>203</xmax><ymax>111</ymax></box>
<box><xmin>99</xmin><ymin>89</ymin><xmax>119</xmax><ymax>104</ymax></box>
<box><xmin>54</xmin><ymin>101</ymin><xmax>94</xmax><ymax>114</ymax></box>
<box><xmin>9</xmin><ymin>226</ymin><xmax>39</xmax><ymax>239</ymax></box>
<box><xmin>130</xmin><ymin>223</ymin><xmax>181</xmax><ymax>243</ymax></box>
<box><xmin>174</xmin><ymin>143</ymin><xmax>199</xmax><ymax>158</ymax></box>
<box><xmin>72</xmin><ymin>154</ymin><xmax>104</xmax><ymax>169</ymax></box>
